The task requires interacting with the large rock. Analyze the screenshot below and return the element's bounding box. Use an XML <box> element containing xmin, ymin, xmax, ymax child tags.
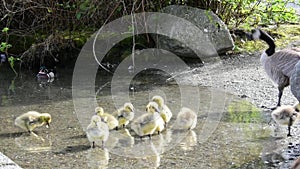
<box><xmin>150</xmin><ymin>5</ymin><xmax>234</xmax><ymax>59</ymax></box>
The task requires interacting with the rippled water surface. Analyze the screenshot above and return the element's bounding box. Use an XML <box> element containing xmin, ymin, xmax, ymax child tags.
<box><xmin>0</xmin><ymin>67</ymin><xmax>283</xmax><ymax>169</ymax></box>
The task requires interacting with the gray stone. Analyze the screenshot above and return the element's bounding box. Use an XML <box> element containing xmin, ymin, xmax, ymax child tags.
<box><xmin>150</xmin><ymin>5</ymin><xmax>234</xmax><ymax>60</ymax></box>
<box><xmin>0</xmin><ymin>152</ymin><xmax>22</xmax><ymax>169</ymax></box>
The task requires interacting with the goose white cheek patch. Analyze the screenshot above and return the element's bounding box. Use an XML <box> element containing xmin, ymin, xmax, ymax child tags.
<box><xmin>252</xmin><ymin>29</ymin><xmax>261</xmax><ymax>40</ymax></box>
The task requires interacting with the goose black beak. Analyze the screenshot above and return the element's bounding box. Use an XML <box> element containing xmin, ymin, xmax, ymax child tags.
<box><xmin>245</xmin><ymin>32</ymin><xmax>253</xmax><ymax>41</ymax></box>
<box><xmin>46</xmin><ymin>122</ymin><xmax>50</xmax><ymax>128</ymax></box>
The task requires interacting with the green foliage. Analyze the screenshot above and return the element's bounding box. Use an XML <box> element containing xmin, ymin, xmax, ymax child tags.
<box><xmin>222</xmin><ymin>0</ymin><xmax>299</xmax><ymax>28</ymax></box>
<box><xmin>2</xmin><ymin>27</ymin><xmax>9</xmax><ymax>33</ymax></box>
<box><xmin>0</xmin><ymin>42</ymin><xmax>12</xmax><ymax>52</ymax></box>
<box><xmin>8</xmin><ymin>56</ymin><xmax>20</xmax><ymax>75</ymax></box>
<box><xmin>227</xmin><ymin>100</ymin><xmax>263</xmax><ymax>123</ymax></box>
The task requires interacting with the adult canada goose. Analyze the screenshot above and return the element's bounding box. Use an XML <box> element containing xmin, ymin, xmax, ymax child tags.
<box><xmin>271</xmin><ymin>104</ymin><xmax>300</xmax><ymax>136</ymax></box>
<box><xmin>249</xmin><ymin>29</ymin><xmax>300</xmax><ymax>109</ymax></box>
<box><xmin>291</xmin><ymin>61</ymin><xmax>300</xmax><ymax>106</ymax></box>
<box><xmin>15</xmin><ymin>111</ymin><xmax>51</xmax><ymax>136</ymax></box>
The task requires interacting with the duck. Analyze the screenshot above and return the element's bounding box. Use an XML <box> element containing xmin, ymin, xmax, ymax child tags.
<box><xmin>271</xmin><ymin>104</ymin><xmax>300</xmax><ymax>136</ymax></box>
<box><xmin>172</xmin><ymin>107</ymin><xmax>197</xmax><ymax>130</ymax></box>
<box><xmin>112</xmin><ymin>103</ymin><xmax>135</xmax><ymax>129</ymax></box>
<box><xmin>146</xmin><ymin>101</ymin><xmax>165</xmax><ymax>134</ymax></box>
<box><xmin>248</xmin><ymin>29</ymin><xmax>300</xmax><ymax>109</ymax></box>
<box><xmin>86</xmin><ymin>115</ymin><xmax>109</xmax><ymax>148</ymax></box>
<box><xmin>15</xmin><ymin>111</ymin><xmax>51</xmax><ymax>136</ymax></box>
<box><xmin>36</xmin><ymin>66</ymin><xmax>55</xmax><ymax>82</ymax></box>
<box><xmin>95</xmin><ymin>106</ymin><xmax>119</xmax><ymax>130</ymax></box>
<box><xmin>151</xmin><ymin>95</ymin><xmax>172</xmax><ymax>126</ymax></box>
<box><xmin>131</xmin><ymin>102</ymin><xmax>164</xmax><ymax>139</ymax></box>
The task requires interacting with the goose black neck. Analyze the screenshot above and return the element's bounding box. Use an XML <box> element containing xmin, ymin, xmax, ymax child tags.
<box><xmin>259</xmin><ymin>30</ymin><xmax>276</xmax><ymax>56</ymax></box>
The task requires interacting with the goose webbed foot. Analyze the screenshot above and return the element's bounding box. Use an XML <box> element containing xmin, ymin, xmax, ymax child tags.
<box><xmin>270</xmin><ymin>106</ymin><xmax>278</xmax><ymax>111</ymax></box>
<box><xmin>260</xmin><ymin>105</ymin><xmax>278</xmax><ymax>110</ymax></box>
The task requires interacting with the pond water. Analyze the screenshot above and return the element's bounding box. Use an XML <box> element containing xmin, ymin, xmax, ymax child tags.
<box><xmin>0</xmin><ymin>66</ymin><xmax>291</xmax><ymax>169</ymax></box>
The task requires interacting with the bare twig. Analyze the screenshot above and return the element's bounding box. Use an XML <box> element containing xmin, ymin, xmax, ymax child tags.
<box><xmin>93</xmin><ymin>1</ymin><xmax>121</xmax><ymax>73</ymax></box>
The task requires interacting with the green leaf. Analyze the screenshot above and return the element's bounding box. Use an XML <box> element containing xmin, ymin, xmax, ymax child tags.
<box><xmin>47</xmin><ymin>8</ymin><xmax>52</xmax><ymax>13</ymax></box>
<box><xmin>76</xmin><ymin>13</ymin><xmax>82</xmax><ymax>20</ymax></box>
<box><xmin>2</xmin><ymin>27</ymin><xmax>9</xmax><ymax>33</ymax></box>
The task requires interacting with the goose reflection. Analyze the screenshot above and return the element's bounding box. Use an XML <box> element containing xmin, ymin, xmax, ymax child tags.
<box><xmin>14</xmin><ymin>133</ymin><xmax>52</xmax><ymax>152</ymax></box>
<box><xmin>86</xmin><ymin>147</ymin><xmax>109</xmax><ymax>169</ymax></box>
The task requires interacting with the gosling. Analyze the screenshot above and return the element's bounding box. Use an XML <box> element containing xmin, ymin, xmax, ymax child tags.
<box><xmin>95</xmin><ymin>106</ymin><xmax>119</xmax><ymax>130</ymax></box>
<box><xmin>112</xmin><ymin>103</ymin><xmax>135</xmax><ymax>129</ymax></box>
<box><xmin>173</xmin><ymin>107</ymin><xmax>197</xmax><ymax>130</ymax></box>
<box><xmin>146</xmin><ymin>101</ymin><xmax>165</xmax><ymax>134</ymax></box>
<box><xmin>86</xmin><ymin>115</ymin><xmax>109</xmax><ymax>148</ymax></box>
<box><xmin>131</xmin><ymin>102</ymin><xmax>164</xmax><ymax>139</ymax></box>
<box><xmin>15</xmin><ymin>111</ymin><xmax>51</xmax><ymax>135</ymax></box>
<box><xmin>271</xmin><ymin>104</ymin><xmax>300</xmax><ymax>136</ymax></box>
<box><xmin>151</xmin><ymin>95</ymin><xmax>172</xmax><ymax>126</ymax></box>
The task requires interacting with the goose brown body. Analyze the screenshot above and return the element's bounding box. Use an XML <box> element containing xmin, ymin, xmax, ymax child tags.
<box><xmin>251</xmin><ymin>29</ymin><xmax>300</xmax><ymax>108</ymax></box>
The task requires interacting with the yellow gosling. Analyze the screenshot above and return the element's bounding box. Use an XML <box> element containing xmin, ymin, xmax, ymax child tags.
<box><xmin>86</xmin><ymin>115</ymin><xmax>109</xmax><ymax>148</ymax></box>
<box><xmin>271</xmin><ymin>105</ymin><xmax>300</xmax><ymax>136</ymax></box>
<box><xmin>146</xmin><ymin>101</ymin><xmax>165</xmax><ymax>134</ymax></box>
<box><xmin>131</xmin><ymin>102</ymin><xmax>163</xmax><ymax>139</ymax></box>
<box><xmin>151</xmin><ymin>95</ymin><xmax>172</xmax><ymax>126</ymax></box>
<box><xmin>112</xmin><ymin>103</ymin><xmax>135</xmax><ymax>129</ymax></box>
<box><xmin>15</xmin><ymin>111</ymin><xmax>51</xmax><ymax>136</ymax></box>
<box><xmin>95</xmin><ymin>106</ymin><xmax>119</xmax><ymax>130</ymax></box>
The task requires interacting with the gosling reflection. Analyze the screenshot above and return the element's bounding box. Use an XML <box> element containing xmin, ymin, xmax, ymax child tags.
<box><xmin>14</xmin><ymin>133</ymin><xmax>52</xmax><ymax>152</ymax></box>
<box><xmin>86</xmin><ymin>147</ymin><xmax>109</xmax><ymax>169</ymax></box>
<box><xmin>179</xmin><ymin>130</ymin><xmax>197</xmax><ymax>151</ymax></box>
<box><xmin>151</xmin><ymin>129</ymin><xmax>172</xmax><ymax>154</ymax></box>
<box><xmin>106</xmin><ymin>129</ymin><xmax>134</xmax><ymax>152</ymax></box>
<box><xmin>134</xmin><ymin>141</ymin><xmax>160</xmax><ymax>169</ymax></box>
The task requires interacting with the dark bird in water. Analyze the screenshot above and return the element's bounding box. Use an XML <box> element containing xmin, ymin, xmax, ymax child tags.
<box><xmin>36</xmin><ymin>66</ymin><xmax>55</xmax><ymax>82</ymax></box>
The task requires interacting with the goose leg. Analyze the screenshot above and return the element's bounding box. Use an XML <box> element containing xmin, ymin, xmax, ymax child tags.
<box><xmin>287</xmin><ymin>116</ymin><xmax>293</xmax><ymax>137</ymax></box>
<box><xmin>277</xmin><ymin>87</ymin><xmax>283</xmax><ymax>107</ymax></box>
<box><xmin>270</xmin><ymin>87</ymin><xmax>284</xmax><ymax>110</ymax></box>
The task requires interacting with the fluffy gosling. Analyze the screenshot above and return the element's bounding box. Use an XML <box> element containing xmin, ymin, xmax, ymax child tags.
<box><xmin>112</xmin><ymin>103</ymin><xmax>135</xmax><ymax>129</ymax></box>
<box><xmin>146</xmin><ymin>101</ymin><xmax>165</xmax><ymax>134</ymax></box>
<box><xmin>271</xmin><ymin>105</ymin><xmax>300</xmax><ymax>136</ymax></box>
<box><xmin>151</xmin><ymin>95</ymin><xmax>172</xmax><ymax>126</ymax></box>
<box><xmin>86</xmin><ymin>115</ymin><xmax>109</xmax><ymax>148</ymax></box>
<box><xmin>131</xmin><ymin>102</ymin><xmax>163</xmax><ymax>139</ymax></box>
<box><xmin>95</xmin><ymin>106</ymin><xmax>119</xmax><ymax>130</ymax></box>
<box><xmin>15</xmin><ymin>111</ymin><xmax>51</xmax><ymax>135</ymax></box>
<box><xmin>173</xmin><ymin>107</ymin><xmax>197</xmax><ymax>130</ymax></box>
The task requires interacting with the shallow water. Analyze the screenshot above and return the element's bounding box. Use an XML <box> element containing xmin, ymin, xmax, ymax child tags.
<box><xmin>0</xmin><ymin>67</ymin><xmax>286</xmax><ymax>169</ymax></box>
